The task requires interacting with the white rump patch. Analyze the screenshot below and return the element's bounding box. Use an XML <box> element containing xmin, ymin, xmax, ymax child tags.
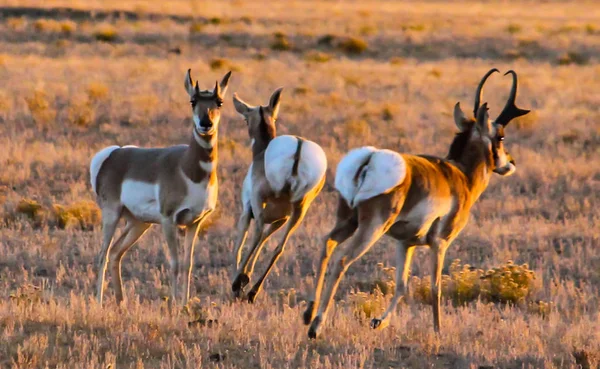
<box><xmin>264</xmin><ymin>135</ymin><xmax>327</xmax><ymax>202</ymax></box>
<box><xmin>121</xmin><ymin>180</ymin><xmax>162</xmax><ymax>223</ymax></box>
<box><xmin>90</xmin><ymin>145</ymin><xmax>120</xmax><ymax>193</ymax></box>
<box><xmin>335</xmin><ymin>147</ymin><xmax>406</xmax><ymax>208</ymax></box>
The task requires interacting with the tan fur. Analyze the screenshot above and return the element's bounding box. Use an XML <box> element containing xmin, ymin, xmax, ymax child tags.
<box><xmin>93</xmin><ymin>70</ymin><xmax>231</xmax><ymax>307</ymax></box>
<box><xmin>305</xmin><ymin>70</ymin><xmax>530</xmax><ymax>339</ymax></box>
<box><xmin>230</xmin><ymin>88</ymin><xmax>326</xmax><ymax>303</ymax></box>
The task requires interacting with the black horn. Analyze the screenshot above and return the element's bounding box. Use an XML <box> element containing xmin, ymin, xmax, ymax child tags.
<box><xmin>495</xmin><ymin>70</ymin><xmax>530</xmax><ymax>126</ymax></box>
<box><xmin>474</xmin><ymin>68</ymin><xmax>499</xmax><ymax>117</ymax></box>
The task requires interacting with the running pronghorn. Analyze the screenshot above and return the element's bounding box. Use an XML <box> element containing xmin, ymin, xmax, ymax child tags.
<box><xmin>304</xmin><ymin>69</ymin><xmax>530</xmax><ymax>338</ymax></box>
<box><xmin>230</xmin><ymin>88</ymin><xmax>327</xmax><ymax>303</ymax></box>
<box><xmin>90</xmin><ymin>69</ymin><xmax>232</xmax><ymax>307</ymax></box>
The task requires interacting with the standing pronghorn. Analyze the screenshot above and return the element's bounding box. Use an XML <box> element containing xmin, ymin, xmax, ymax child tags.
<box><xmin>90</xmin><ymin>69</ymin><xmax>232</xmax><ymax>306</ymax></box>
<box><xmin>230</xmin><ymin>88</ymin><xmax>327</xmax><ymax>303</ymax></box>
<box><xmin>304</xmin><ymin>69</ymin><xmax>530</xmax><ymax>338</ymax></box>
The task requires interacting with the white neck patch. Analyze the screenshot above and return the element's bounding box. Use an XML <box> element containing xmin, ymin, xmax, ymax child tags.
<box><xmin>193</xmin><ymin>129</ymin><xmax>216</xmax><ymax>149</ymax></box>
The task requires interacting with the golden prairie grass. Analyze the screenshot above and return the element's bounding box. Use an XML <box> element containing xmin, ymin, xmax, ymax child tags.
<box><xmin>0</xmin><ymin>1</ymin><xmax>598</xmax><ymax>368</ymax></box>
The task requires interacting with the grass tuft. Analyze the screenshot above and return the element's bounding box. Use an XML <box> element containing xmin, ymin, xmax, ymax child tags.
<box><xmin>94</xmin><ymin>24</ymin><xmax>118</xmax><ymax>42</ymax></box>
<box><xmin>304</xmin><ymin>51</ymin><xmax>332</xmax><ymax>63</ymax></box>
<box><xmin>24</xmin><ymin>90</ymin><xmax>56</xmax><ymax>127</ymax></box>
<box><xmin>506</xmin><ymin>23</ymin><xmax>522</xmax><ymax>34</ymax></box>
<box><xmin>339</xmin><ymin>37</ymin><xmax>368</xmax><ymax>55</ymax></box>
<box><xmin>51</xmin><ymin>200</ymin><xmax>101</xmax><ymax>230</ymax></box>
<box><xmin>271</xmin><ymin>32</ymin><xmax>292</xmax><ymax>51</ymax></box>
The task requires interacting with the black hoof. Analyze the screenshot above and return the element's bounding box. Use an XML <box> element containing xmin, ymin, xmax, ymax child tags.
<box><xmin>231</xmin><ymin>273</ymin><xmax>250</xmax><ymax>297</ymax></box>
<box><xmin>308</xmin><ymin>316</ymin><xmax>321</xmax><ymax>340</ymax></box>
<box><xmin>370</xmin><ymin>318</ymin><xmax>381</xmax><ymax>329</ymax></box>
<box><xmin>247</xmin><ymin>289</ymin><xmax>258</xmax><ymax>304</ymax></box>
<box><xmin>302</xmin><ymin>301</ymin><xmax>315</xmax><ymax>325</ymax></box>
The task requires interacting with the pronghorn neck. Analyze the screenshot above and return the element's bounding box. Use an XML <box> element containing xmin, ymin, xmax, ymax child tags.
<box><xmin>182</xmin><ymin>128</ymin><xmax>218</xmax><ymax>183</ymax></box>
<box><xmin>447</xmin><ymin>130</ymin><xmax>493</xmax><ymax>200</ymax></box>
<box><xmin>251</xmin><ymin>106</ymin><xmax>276</xmax><ymax>159</ymax></box>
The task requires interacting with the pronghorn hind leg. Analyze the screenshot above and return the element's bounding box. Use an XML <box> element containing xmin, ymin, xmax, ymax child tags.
<box><xmin>246</xmin><ymin>202</ymin><xmax>309</xmax><ymax>303</ymax></box>
<box><xmin>246</xmin><ymin>219</ymin><xmax>287</xmax><ymax>276</ymax></box>
<box><xmin>108</xmin><ymin>220</ymin><xmax>151</xmax><ymax>304</ymax></box>
<box><xmin>232</xmin><ymin>217</ymin><xmax>266</xmax><ymax>298</ymax></box>
<box><xmin>96</xmin><ymin>206</ymin><xmax>122</xmax><ymax>306</ymax></box>
<box><xmin>370</xmin><ymin>242</ymin><xmax>414</xmax><ymax>330</ymax></box>
<box><xmin>302</xmin><ymin>210</ymin><xmax>357</xmax><ymax>325</ymax></box>
<box><xmin>308</xmin><ymin>198</ymin><xmax>400</xmax><ymax>339</ymax></box>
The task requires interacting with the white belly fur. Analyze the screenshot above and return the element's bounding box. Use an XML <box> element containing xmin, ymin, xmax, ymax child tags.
<box><xmin>121</xmin><ymin>172</ymin><xmax>217</xmax><ymax>225</ymax></box>
<box><xmin>121</xmin><ymin>180</ymin><xmax>162</xmax><ymax>223</ymax></box>
<box><xmin>176</xmin><ymin>171</ymin><xmax>217</xmax><ymax>224</ymax></box>
<box><xmin>264</xmin><ymin>135</ymin><xmax>327</xmax><ymax>202</ymax></box>
<box><xmin>335</xmin><ymin>146</ymin><xmax>406</xmax><ymax>208</ymax></box>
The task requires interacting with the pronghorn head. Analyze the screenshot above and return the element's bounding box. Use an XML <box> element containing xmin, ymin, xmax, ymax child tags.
<box><xmin>184</xmin><ymin>69</ymin><xmax>232</xmax><ymax>136</ymax></box>
<box><xmin>232</xmin><ymin>87</ymin><xmax>283</xmax><ymax>152</ymax></box>
<box><xmin>452</xmin><ymin>69</ymin><xmax>530</xmax><ymax>177</ymax></box>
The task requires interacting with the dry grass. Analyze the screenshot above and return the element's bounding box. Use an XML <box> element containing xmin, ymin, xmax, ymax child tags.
<box><xmin>0</xmin><ymin>1</ymin><xmax>599</xmax><ymax>368</ymax></box>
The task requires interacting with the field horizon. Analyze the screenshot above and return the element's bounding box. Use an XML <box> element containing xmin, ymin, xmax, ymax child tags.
<box><xmin>0</xmin><ymin>1</ymin><xmax>598</xmax><ymax>368</ymax></box>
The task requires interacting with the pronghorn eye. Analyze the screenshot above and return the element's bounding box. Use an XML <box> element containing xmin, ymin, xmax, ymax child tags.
<box><xmin>190</xmin><ymin>100</ymin><xmax>196</xmax><ymax>107</ymax></box>
<box><xmin>498</xmin><ymin>136</ymin><xmax>505</xmax><ymax>142</ymax></box>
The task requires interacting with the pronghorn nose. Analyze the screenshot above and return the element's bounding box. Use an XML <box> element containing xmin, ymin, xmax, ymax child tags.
<box><xmin>200</xmin><ymin>115</ymin><xmax>213</xmax><ymax>128</ymax></box>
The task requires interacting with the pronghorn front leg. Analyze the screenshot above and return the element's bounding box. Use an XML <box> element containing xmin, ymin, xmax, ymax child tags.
<box><xmin>161</xmin><ymin>219</ymin><xmax>180</xmax><ymax>309</ymax></box>
<box><xmin>182</xmin><ymin>210</ymin><xmax>212</xmax><ymax>306</ymax></box>
<box><xmin>246</xmin><ymin>202</ymin><xmax>309</xmax><ymax>303</ymax></box>
<box><xmin>430</xmin><ymin>239</ymin><xmax>449</xmax><ymax>333</ymax></box>
<box><xmin>370</xmin><ymin>242</ymin><xmax>414</xmax><ymax>330</ymax></box>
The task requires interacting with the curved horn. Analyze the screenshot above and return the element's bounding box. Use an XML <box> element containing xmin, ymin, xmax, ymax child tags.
<box><xmin>495</xmin><ymin>70</ymin><xmax>530</xmax><ymax>126</ymax></box>
<box><xmin>473</xmin><ymin>68</ymin><xmax>499</xmax><ymax>117</ymax></box>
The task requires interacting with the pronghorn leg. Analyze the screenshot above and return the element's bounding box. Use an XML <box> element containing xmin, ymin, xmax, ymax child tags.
<box><xmin>233</xmin><ymin>207</ymin><xmax>252</xmax><ymax>277</ymax></box>
<box><xmin>182</xmin><ymin>212</ymin><xmax>212</xmax><ymax>306</ymax></box>
<box><xmin>430</xmin><ymin>239</ymin><xmax>449</xmax><ymax>333</ymax></box>
<box><xmin>246</xmin><ymin>218</ymin><xmax>287</xmax><ymax>276</ymax></box>
<box><xmin>308</xmin><ymin>202</ymin><xmax>399</xmax><ymax>339</ymax></box>
<box><xmin>108</xmin><ymin>220</ymin><xmax>151</xmax><ymax>304</ymax></box>
<box><xmin>246</xmin><ymin>202</ymin><xmax>308</xmax><ymax>303</ymax></box>
<box><xmin>232</xmin><ymin>218</ymin><xmax>266</xmax><ymax>297</ymax></box>
<box><xmin>302</xmin><ymin>212</ymin><xmax>357</xmax><ymax>325</ymax></box>
<box><xmin>96</xmin><ymin>207</ymin><xmax>121</xmax><ymax>306</ymax></box>
<box><xmin>161</xmin><ymin>220</ymin><xmax>180</xmax><ymax>309</ymax></box>
<box><xmin>370</xmin><ymin>242</ymin><xmax>414</xmax><ymax>330</ymax></box>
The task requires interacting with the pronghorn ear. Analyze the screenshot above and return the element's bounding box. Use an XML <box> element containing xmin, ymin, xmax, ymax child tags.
<box><xmin>475</xmin><ymin>102</ymin><xmax>492</xmax><ymax>135</ymax></box>
<box><xmin>184</xmin><ymin>69</ymin><xmax>195</xmax><ymax>98</ymax></box>
<box><xmin>233</xmin><ymin>93</ymin><xmax>252</xmax><ymax>115</ymax></box>
<box><xmin>219</xmin><ymin>71</ymin><xmax>232</xmax><ymax>97</ymax></box>
<box><xmin>268</xmin><ymin>87</ymin><xmax>283</xmax><ymax>119</ymax></box>
<box><xmin>453</xmin><ymin>102</ymin><xmax>470</xmax><ymax>131</ymax></box>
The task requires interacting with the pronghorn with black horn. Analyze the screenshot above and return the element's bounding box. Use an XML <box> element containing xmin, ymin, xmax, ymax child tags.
<box><xmin>304</xmin><ymin>69</ymin><xmax>530</xmax><ymax>338</ymax></box>
<box><xmin>90</xmin><ymin>69</ymin><xmax>232</xmax><ymax>307</ymax></box>
<box><xmin>230</xmin><ymin>88</ymin><xmax>327</xmax><ymax>303</ymax></box>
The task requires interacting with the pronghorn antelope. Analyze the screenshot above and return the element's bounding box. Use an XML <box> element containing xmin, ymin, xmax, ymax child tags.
<box><xmin>90</xmin><ymin>69</ymin><xmax>232</xmax><ymax>307</ymax></box>
<box><xmin>304</xmin><ymin>69</ymin><xmax>530</xmax><ymax>338</ymax></box>
<box><xmin>230</xmin><ymin>88</ymin><xmax>327</xmax><ymax>303</ymax></box>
